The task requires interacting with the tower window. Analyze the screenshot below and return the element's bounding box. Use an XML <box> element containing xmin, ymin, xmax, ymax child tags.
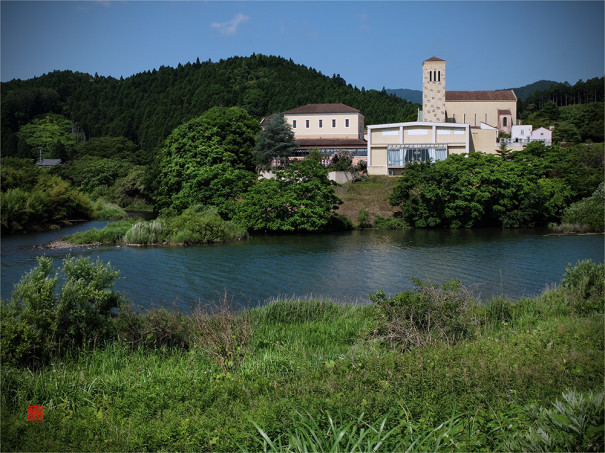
<box><xmin>438</xmin><ymin>71</ymin><xmax>441</xmax><ymax>82</ymax></box>
<box><xmin>429</xmin><ymin>71</ymin><xmax>432</xmax><ymax>82</ymax></box>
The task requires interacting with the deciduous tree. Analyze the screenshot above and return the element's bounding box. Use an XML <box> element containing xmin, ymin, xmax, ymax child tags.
<box><xmin>235</xmin><ymin>157</ymin><xmax>342</xmax><ymax>232</ymax></box>
<box><xmin>154</xmin><ymin>107</ymin><xmax>259</xmax><ymax>217</ymax></box>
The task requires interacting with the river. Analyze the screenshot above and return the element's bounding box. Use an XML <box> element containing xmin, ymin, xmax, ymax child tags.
<box><xmin>1</xmin><ymin>222</ymin><xmax>603</xmax><ymax>310</ymax></box>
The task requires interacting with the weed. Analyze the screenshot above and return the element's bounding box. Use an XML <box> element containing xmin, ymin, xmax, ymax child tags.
<box><xmin>506</xmin><ymin>390</ymin><xmax>604</xmax><ymax>452</ymax></box>
<box><xmin>560</xmin><ymin>259</ymin><xmax>604</xmax><ymax>314</ymax></box>
<box><xmin>191</xmin><ymin>294</ymin><xmax>252</xmax><ymax>372</ymax></box>
<box><xmin>370</xmin><ymin>278</ymin><xmax>477</xmax><ymax>351</ymax></box>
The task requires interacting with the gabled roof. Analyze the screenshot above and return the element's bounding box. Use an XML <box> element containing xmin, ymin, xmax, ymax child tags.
<box><xmin>446</xmin><ymin>90</ymin><xmax>517</xmax><ymax>101</ymax></box>
<box><xmin>424</xmin><ymin>56</ymin><xmax>445</xmax><ymax>62</ymax></box>
<box><xmin>284</xmin><ymin>103</ymin><xmax>362</xmax><ymax>115</ymax></box>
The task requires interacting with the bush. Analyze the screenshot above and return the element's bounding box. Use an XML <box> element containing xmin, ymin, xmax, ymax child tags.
<box><xmin>373</xmin><ymin>215</ymin><xmax>409</xmax><ymax>230</ymax></box>
<box><xmin>354</xmin><ymin>159</ymin><xmax>367</xmax><ymax>173</ymax></box>
<box><xmin>329</xmin><ymin>150</ymin><xmax>354</xmax><ymax>172</ymax></box>
<box><xmin>506</xmin><ymin>390</ymin><xmax>604</xmax><ymax>452</ymax></box>
<box><xmin>191</xmin><ymin>295</ymin><xmax>252</xmax><ymax>372</ymax></box>
<box><xmin>357</xmin><ymin>207</ymin><xmax>371</xmax><ymax>229</ymax></box>
<box><xmin>561</xmin><ymin>183</ymin><xmax>604</xmax><ymax>232</ymax></box>
<box><xmin>560</xmin><ymin>260</ymin><xmax>605</xmax><ymax>314</ymax></box>
<box><xmin>163</xmin><ymin>205</ymin><xmax>247</xmax><ymax>244</ymax></box>
<box><xmin>115</xmin><ymin>304</ymin><xmax>192</xmax><ymax>350</ymax></box>
<box><xmin>369</xmin><ymin>278</ymin><xmax>476</xmax><ymax>350</ymax></box>
<box><xmin>91</xmin><ymin>199</ymin><xmax>128</xmax><ymax>219</ymax></box>
<box><xmin>1</xmin><ymin>256</ymin><xmax>125</xmax><ymax>367</ymax></box>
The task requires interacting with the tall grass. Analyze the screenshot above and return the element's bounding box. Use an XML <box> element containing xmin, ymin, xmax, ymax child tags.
<box><xmin>67</xmin><ymin>220</ymin><xmax>133</xmax><ymax>244</ymax></box>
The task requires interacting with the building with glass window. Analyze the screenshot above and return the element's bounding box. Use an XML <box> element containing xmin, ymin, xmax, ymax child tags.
<box><xmin>367</xmin><ymin>122</ymin><xmax>470</xmax><ymax>175</ymax></box>
<box><xmin>366</xmin><ymin>57</ymin><xmax>519</xmax><ymax>175</ymax></box>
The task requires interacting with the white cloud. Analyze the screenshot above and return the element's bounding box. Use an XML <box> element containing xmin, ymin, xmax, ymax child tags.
<box><xmin>211</xmin><ymin>13</ymin><xmax>250</xmax><ymax>36</ymax></box>
<box><xmin>357</xmin><ymin>13</ymin><xmax>371</xmax><ymax>32</ymax></box>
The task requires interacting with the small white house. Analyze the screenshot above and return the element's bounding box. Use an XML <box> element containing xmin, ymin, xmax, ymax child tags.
<box><xmin>531</xmin><ymin>127</ymin><xmax>552</xmax><ymax>146</ymax></box>
<box><xmin>511</xmin><ymin>125</ymin><xmax>533</xmax><ymax>145</ymax></box>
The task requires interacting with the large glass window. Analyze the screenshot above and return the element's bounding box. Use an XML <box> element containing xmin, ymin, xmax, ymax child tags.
<box><xmin>387</xmin><ymin>145</ymin><xmax>447</xmax><ymax>167</ymax></box>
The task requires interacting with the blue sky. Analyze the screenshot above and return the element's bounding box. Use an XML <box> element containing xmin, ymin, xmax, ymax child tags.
<box><xmin>1</xmin><ymin>1</ymin><xmax>603</xmax><ymax>91</ymax></box>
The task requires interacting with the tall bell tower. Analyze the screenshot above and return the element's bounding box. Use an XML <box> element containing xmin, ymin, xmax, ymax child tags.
<box><xmin>422</xmin><ymin>57</ymin><xmax>446</xmax><ymax>123</ymax></box>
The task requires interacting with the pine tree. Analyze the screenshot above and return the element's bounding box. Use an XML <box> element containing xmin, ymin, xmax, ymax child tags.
<box><xmin>254</xmin><ymin>113</ymin><xmax>298</xmax><ymax>170</ymax></box>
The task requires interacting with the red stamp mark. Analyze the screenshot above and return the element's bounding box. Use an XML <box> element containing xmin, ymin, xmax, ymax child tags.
<box><xmin>28</xmin><ymin>406</ymin><xmax>43</xmax><ymax>421</ymax></box>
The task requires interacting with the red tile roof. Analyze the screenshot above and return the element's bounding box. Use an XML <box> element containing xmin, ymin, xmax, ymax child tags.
<box><xmin>284</xmin><ymin>103</ymin><xmax>362</xmax><ymax>115</ymax></box>
<box><xmin>446</xmin><ymin>90</ymin><xmax>517</xmax><ymax>101</ymax></box>
<box><xmin>424</xmin><ymin>56</ymin><xmax>445</xmax><ymax>62</ymax></box>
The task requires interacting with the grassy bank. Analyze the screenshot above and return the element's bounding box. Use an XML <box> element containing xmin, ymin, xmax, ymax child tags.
<box><xmin>1</xmin><ymin>261</ymin><xmax>603</xmax><ymax>451</ymax></box>
<box><xmin>336</xmin><ymin>176</ymin><xmax>403</xmax><ymax>227</ymax></box>
<box><xmin>65</xmin><ymin>205</ymin><xmax>247</xmax><ymax>246</ymax></box>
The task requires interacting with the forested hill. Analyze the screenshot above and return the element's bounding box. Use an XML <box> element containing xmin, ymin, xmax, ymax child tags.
<box><xmin>1</xmin><ymin>54</ymin><xmax>418</xmax><ymax>156</ymax></box>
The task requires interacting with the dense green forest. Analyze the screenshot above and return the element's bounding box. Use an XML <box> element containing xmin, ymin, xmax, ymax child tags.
<box><xmin>1</xmin><ymin>54</ymin><xmax>417</xmax><ymax>158</ymax></box>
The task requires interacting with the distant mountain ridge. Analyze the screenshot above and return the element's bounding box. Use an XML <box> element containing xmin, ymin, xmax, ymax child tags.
<box><xmin>386</xmin><ymin>88</ymin><xmax>422</xmax><ymax>104</ymax></box>
<box><xmin>387</xmin><ymin>80</ymin><xmax>559</xmax><ymax>104</ymax></box>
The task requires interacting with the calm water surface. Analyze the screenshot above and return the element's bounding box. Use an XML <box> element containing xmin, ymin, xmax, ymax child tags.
<box><xmin>2</xmin><ymin>222</ymin><xmax>603</xmax><ymax>310</ymax></box>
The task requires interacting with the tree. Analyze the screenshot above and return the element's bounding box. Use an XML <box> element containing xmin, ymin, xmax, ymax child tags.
<box><xmin>154</xmin><ymin>107</ymin><xmax>260</xmax><ymax>217</ymax></box>
<box><xmin>16</xmin><ymin>113</ymin><xmax>77</xmax><ymax>160</ymax></box>
<box><xmin>234</xmin><ymin>157</ymin><xmax>343</xmax><ymax>232</ymax></box>
<box><xmin>253</xmin><ymin>113</ymin><xmax>298</xmax><ymax>170</ymax></box>
<box><xmin>553</xmin><ymin>121</ymin><xmax>581</xmax><ymax>144</ymax></box>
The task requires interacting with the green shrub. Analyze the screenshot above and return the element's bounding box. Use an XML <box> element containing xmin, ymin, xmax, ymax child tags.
<box><xmin>561</xmin><ymin>260</ymin><xmax>605</xmax><ymax>314</ymax></box>
<box><xmin>163</xmin><ymin>206</ymin><xmax>247</xmax><ymax>244</ymax></box>
<box><xmin>373</xmin><ymin>215</ymin><xmax>409</xmax><ymax>230</ymax></box>
<box><xmin>124</xmin><ymin>219</ymin><xmax>164</xmax><ymax>244</ymax></box>
<box><xmin>1</xmin><ymin>256</ymin><xmax>125</xmax><ymax>367</ymax></box>
<box><xmin>115</xmin><ymin>304</ymin><xmax>192</xmax><ymax>350</ymax></box>
<box><xmin>91</xmin><ymin>199</ymin><xmax>128</xmax><ymax>219</ymax></box>
<box><xmin>506</xmin><ymin>390</ymin><xmax>604</xmax><ymax>452</ymax></box>
<box><xmin>357</xmin><ymin>207</ymin><xmax>371</xmax><ymax>229</ymax></box>
<box><xmin>66</xmin><ymin>220</ymin><xmax>133</xmax><ymax>244</ymax></box>
<box><xmin>561</xmin><ymin>183</ymin><xmax>605</xmax><ymax>232</ymax></box>
<box><xmin>370</xmin><ymin>278</ymin><xmax>476</xmax><ymax>350</ymax></box>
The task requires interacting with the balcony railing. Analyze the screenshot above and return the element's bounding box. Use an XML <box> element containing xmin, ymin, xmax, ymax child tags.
<box><xmin>498</xmin><ymin>138</ymin><xmax>551</xmax><ymax>146</ymax></box>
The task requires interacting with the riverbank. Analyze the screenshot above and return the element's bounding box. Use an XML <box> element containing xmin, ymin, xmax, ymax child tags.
<box><xmin>2</xmin><ymin>261</ymin><xmax>603</xmax><ymax>451</ymax></box>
